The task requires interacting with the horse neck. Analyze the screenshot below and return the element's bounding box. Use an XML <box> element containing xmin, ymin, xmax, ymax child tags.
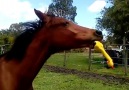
<box><xmin>19</xmin><ymin>36</ymin><xmax>51</xmax><ymax>80</ymax></box>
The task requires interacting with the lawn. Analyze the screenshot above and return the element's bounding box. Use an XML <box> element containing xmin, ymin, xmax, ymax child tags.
<box><xmin>33</xmin><ymin>53</ymin><xmax>129</xmax><ymax>90</ymax></box>
<box><xmin>45</xmin><ymin>53</ymin><xmax>129</xmax><ymax>77</ymax></box>
<box><xmin>33</xmin><ymin>68</ymin><xmax>129</xmax><ymax>90</ymax></box>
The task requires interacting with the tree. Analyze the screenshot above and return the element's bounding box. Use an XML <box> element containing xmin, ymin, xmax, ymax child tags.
<box><xmin>48</xmin><ymin>0</ymin><xmax>77</xmax><ymax>66</ymax></box>
<box><xmin>0</xmin><ymin>22</ymin><xmax>25</xmax><ymax>45</ymax></box>
<box><xmin>96</xmin><ymin>0</ymin><xmax>129</xmax><ymax>44</ymax></box>
<box><xmin>9</xmin><ymin>22</ymin><xmax>24</xmax><ymax>36</ymax></box>
<box><xmin>0</xmin><ymin>29</ymin><xmax>14</xmax><ymax>45</ymax></box>
<box><xmin>48</xmin><ymin>0</ymin><xmax>77</xmax><ymax>22</ymax></box>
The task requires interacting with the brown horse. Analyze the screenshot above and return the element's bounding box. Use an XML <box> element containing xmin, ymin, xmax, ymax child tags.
<box><xmin>0</xmin><ymin>9</ymin><xmax>103</xmax><ymax>90</ymax></box>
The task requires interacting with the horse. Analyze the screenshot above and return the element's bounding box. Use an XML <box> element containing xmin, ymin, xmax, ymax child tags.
<box><xmin>0</xmin><ymin>9</ymin><xmax>103</xmax><ymax>90</ymax></box>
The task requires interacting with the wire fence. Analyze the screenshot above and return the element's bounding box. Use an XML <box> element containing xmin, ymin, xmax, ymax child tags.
<box><xmin>0</xmin><ymin>44</ymin><xmax>10</xmax><ymax>54</ymax></box>
<box><xmin>90</xmin><ymin>44</ymin><xmax>129</xmax><ymax>76</ymax></box>
<box><xmin>1</xmin><ymin>44</ymin><xmax>129</xmax><ymax>76</ymax></box>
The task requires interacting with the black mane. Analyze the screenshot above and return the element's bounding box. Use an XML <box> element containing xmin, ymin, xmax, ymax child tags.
<box><xmin>5</xmin><ymin>20</ymin><xmax>44</xmax><ymax>60</ymax></box>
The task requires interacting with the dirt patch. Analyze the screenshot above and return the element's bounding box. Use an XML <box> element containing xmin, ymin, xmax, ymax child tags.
<box><xmin>44</xmin><ymin>65</ymin><xmax>129</xmax><ymax>85</ymax></box>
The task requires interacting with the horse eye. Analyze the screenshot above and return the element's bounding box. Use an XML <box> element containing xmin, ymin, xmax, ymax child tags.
<box><xmin>63</xmin><ymin>22</ymin><xmax>69</xmax><ymax>26</ymax></box>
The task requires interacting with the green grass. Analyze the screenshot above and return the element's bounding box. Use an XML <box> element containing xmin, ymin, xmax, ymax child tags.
<box><xmin>45</xmin><ymin>53</ymin><xmax>129</xmax><ymax>77</ymax></box>
<box><xmin>33</xmin><ymin>68</ymin><xmax>129</xmax><ymax>90</ymax></box>
<box><xmin>34</xmin><ymin>53</ymin><xmax>129</xmax><ymax>90</ymax></box>
<box><xmin>46</xmin><ymin>53</ymin><xmax>92</xmax><ymax>70</ymax></box>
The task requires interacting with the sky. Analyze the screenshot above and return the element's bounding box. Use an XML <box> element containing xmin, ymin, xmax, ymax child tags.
<box><xmin>0</xmin><ymin>0</ymin><xmax>108</xmax><ymax>31</ymax></box>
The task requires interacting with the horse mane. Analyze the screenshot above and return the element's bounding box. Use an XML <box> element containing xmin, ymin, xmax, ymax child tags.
<box><xmin>0</xmin><ymin>12</ymin><xmax>56</xmax><ymax>61</ymax></box>
<box><xmin>4</xmin><ymin>20</ymin><xmax>44</xmax><ymax>60</ymax></box>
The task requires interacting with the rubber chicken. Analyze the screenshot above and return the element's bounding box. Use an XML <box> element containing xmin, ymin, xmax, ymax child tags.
<box><xmin>94</xmin><ymin>41</ymin><xmax>114</xmax><ymax>69</ymax></box>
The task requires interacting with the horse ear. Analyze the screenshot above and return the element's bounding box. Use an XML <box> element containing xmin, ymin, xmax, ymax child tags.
<box><xmin>34</xmin><ymin>9</ymin><xmax>49</xmax><ymax>23</ymax></box>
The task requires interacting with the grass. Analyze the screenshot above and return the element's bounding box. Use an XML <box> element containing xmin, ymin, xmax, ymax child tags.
<box><xmin>33</xmin><ymin>68</ymin><xmax>129</xmax><ymax>90</ymax></box>
<box><xmin>33</xmin><ymin>53</ymin><xmax>129</xmax><ymax>90</ymax></box>
<box><xmin>45</xmin><ymin>53</ymin><xmax>129</xmax><ymax>77</ymax></box>
<box><xmin>46</xmin><ymin>53</ymin><xmax>92</xmax><ymax>70</ymax></box>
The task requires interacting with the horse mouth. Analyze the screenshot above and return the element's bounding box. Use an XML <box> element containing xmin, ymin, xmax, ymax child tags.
<box><xmin>91</xmin><ymin>40</ymin><xmax>96</xmax><ymax>48</ymax></box>
<box><xmin>90</xmin><ymin>38</ymin><xmax>103</xmax><ymax>48</ymax></box>
<box><xmin>78</xmin><ymin>40</ymin><xmax>97</xmax><ymax>48</ymax></box>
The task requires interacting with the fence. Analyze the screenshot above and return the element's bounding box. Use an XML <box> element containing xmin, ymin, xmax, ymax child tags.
<box><xmin>60</xmin><ymin>44</ymin><xmax>129</xmax><ymax>76</ymax></box>
<box><xmin>0</xmin><ymin>44</ymin><xmax>129</xmax><ymax>76</ymax></box>
<box><xmin>89</xmin><ymin>44</ymin><xmax>129</xmax><ymax>76</ymax></box>
<box><xmin>0</xmin><ymin>44</ymin><xmax>10</xmax><ymax>54</ymax></box>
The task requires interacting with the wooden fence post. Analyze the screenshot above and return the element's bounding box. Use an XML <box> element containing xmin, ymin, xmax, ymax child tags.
<box><xmin>63</xmin><ymin>51</ymin><xmax>67</xmax><ymax>66</ymax></box>
<box><xmin>123</xmin><ymin>36</ymin><xmax>128</xmax><ymax>76</ymax></box>
<box><xmin>88</xmin><ymin>47</ymin><xmax>92</xmax><ymax>71</ymax></box>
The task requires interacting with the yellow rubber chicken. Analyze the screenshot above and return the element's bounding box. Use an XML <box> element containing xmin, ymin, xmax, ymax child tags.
<box><xmin>94</xmin><ymin>41</ymin><xmax>114</xmax><ymax>69</ymax></box>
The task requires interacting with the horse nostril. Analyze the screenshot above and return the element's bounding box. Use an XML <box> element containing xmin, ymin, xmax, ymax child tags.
<box><xmin>95</xmin><ymin>30</ymin><xmax>102</xmax><ymax>36</ymax></box>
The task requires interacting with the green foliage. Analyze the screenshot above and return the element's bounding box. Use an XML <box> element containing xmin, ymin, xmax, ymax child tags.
<box><xmin>0</xmin><ymin>22</ymin><xmax>25</xmax><ymax>45</ymax></box>
<box><xmin>0</xmin><ymin>29</ymin><xmax>15</xmax><ymax>45</ymax></box>
<box><xmin>8</xmin><ymin>22</ymin><xmax>24</xmax><ymax>36</ymax></box>
<box><xmin>48</xmin><ymin>0</ymin><xmax>77</xmax><ymax>22</ymax></box>
<box><xmin>96</xmin><ymin>0</ymin><xmax>129</xmax><ymax>44</ymax></box>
